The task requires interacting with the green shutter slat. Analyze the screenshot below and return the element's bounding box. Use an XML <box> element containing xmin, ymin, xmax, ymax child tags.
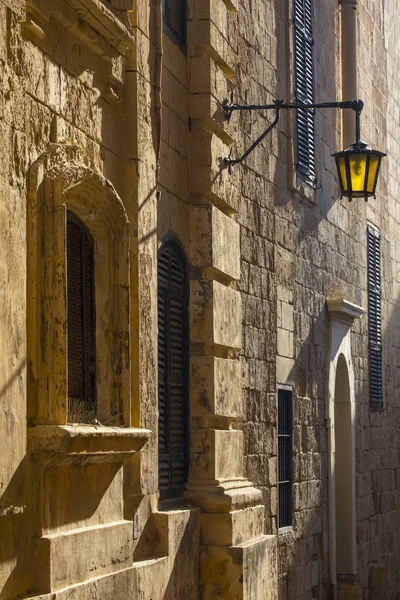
<box><xmin>294</xmin><ymin>0</ymin><xmax>316</xmax><ymax>182</ymax></box>
<box><xmin>367</xmin><ymin>226</ymin><xmax>383</xmax><ymax>409</ymax></box>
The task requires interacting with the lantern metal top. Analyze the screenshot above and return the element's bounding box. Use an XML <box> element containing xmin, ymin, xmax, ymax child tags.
<box><xmin>222</xmin><ymin>94</ymin><xmax>386</xmax><ymax>202</ymax></box>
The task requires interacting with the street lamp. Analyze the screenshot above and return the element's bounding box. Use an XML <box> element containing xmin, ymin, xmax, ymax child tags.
<box><xmin>223</xmin><ymin>97</ymin><xmax>386</xmax><ymax>202</ymax></box>
<box><xmin>333</xmin><ymin>141</ymin><xmax>386</xmax><ymax>201</ymax></box>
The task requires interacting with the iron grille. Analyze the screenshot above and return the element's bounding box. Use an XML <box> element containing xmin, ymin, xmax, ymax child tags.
<box><xmin>367</xmin><ymin>225</ymin><xmax>383</xmax><ymax>409</ymax></box>
<box><xmin>294</xmin><ymin>0</ymin><xmax>316</xmax><ymax>183</ymax></box>
<box><xmin>278</xmin><ymin>388</ymin><xmax>293</xmax><ymax>529</ymax></box>
<box><xmin>67</xmin><ymin>211</ymin><xmax>96</xmax><ymax>421</ymax></box>
<box><xmin>158</xmin><ymin>241</ymin><xmax>189</xmax><ymax>504</ymax></box>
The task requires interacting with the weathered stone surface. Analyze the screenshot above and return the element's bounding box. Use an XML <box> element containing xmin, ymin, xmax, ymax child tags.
<box><xmin>190</xmin><ymin>355</ymin><xmax>242</xmax><ymax>418</ymax></box>
<box><xmin>190</xmin><ymin>279</ymin><xmax>242</xmax><ymax>349</ymax></box>
<box><xmin>191</xmin><ymin>428</ymin><xmax>244</xmax><ymax>480</ymax></box>
<box><xmin>35</xmin><ymin>521</ymin><xmax>133</xmax><ymax>592</ymax></box>
<box><xmin>2</xmin><ymin>0</ymin><xmax>400</xmax><ymax>598</ymax></box>
<box><xmin>200</xmin><ymin>534</ymin><xmax>278</xmax><ymax>600</ymax></box>
<box><xmin>190</xmin><ymin>204</ymin><xmax>240</xmax><ymax>281</ymax></box>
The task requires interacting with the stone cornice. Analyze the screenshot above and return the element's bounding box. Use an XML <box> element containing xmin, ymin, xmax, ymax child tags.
<box><xmin>326</xmin><ymin>298</ymin><xmax>364</xmax><ymax>326</ymax></box>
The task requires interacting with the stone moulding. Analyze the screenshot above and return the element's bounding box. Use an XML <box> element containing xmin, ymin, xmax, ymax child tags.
<box><xmin>23</xmin><ymin>0</ymin><xmax>135</xmax><ymax>56</ymax></box>
<box><xmin>28</xmin><ymin>424</ymin><xmax>151</xmax><ymax>466</ymax></box>
<box><xmin>326</xmin><ymin>297</ymin><xmax>364</xmax><ymax>325</ymax></box>
<box><xmin>27</xmin><ymin>143</ymin><xmax>132</xmax><ymax>427</ymax></box>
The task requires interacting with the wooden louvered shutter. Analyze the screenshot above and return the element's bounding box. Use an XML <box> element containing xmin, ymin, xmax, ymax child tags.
<box><xmin>67</xmin><ymin>211</ymin><xmax>96</xmax><ymax>421</ymax></box>
<box><xmin>294</xmin><ymin>0</ymin><xmax>316</xmax><ymax>182</ymax></box>
<box><xmin>367</xmin><ymin>226</ymin><xmax>383</xmax><ymax>409</ymax></box>
<box><xmin>158</xmin><ymin>242</ymin><xmax>189</xmax><ymax>504</ymax></box>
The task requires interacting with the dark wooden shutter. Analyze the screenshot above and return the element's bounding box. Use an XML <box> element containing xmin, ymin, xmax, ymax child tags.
<box><xmin>158</xmin><ymin>241</ymin><xmax>189</xmax><ymax>504</ymax></box>
<box><xmin>367</xmin><ymin>225</ymin><xmax>383</xmax><ymax>409</ymax></box>
<box><xmin>67</xmin><ymin>211</ymin><xmax>96</xmax><ymax>420</ymax></box>
<box><xmin>294</xmin><ymin>0</ymin><xmax>316</xmax><ymax>182</ymax></box>
<box><xmin>278</xmin><ymin>388</ymin><xmax>293</xmax><ymax>529</ymax></box>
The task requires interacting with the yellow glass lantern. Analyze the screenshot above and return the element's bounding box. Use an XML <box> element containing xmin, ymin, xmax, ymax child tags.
<box><xmin>333</xmin><ymin>141</ymin><xmax>386</xmax><ymax>202</ymax></box>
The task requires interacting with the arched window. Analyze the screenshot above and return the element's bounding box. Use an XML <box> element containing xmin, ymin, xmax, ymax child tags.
<box><xmin>67</xmin><ymin>211</ymin><xmax>96</xmax><ymax>422</ymax></box>
<box><xmin>158</xmin><ymin>240</ymin><xmax>189</xmax><ymax>505</ymax></box>
<box><xmin>27</xmin><ymin>148</ymin><xmax>131</xmax><ymax>428</ymax></box>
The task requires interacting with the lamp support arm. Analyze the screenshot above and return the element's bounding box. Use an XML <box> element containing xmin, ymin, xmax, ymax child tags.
<box><xmin>225</xmin><ymin>106</ymin><xmax>281</xmax><ymax>171</ymax></box>
<box><xmin>223</xmin><ymin>96</ymin><xmax>364</xmax><ymax>168</ymax></box>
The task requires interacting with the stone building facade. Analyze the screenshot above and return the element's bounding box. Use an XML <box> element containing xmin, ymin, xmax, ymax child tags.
<box><xmin>0</xmin><ymin>0</ymin><xmax>399</xmax><ymax>599</ymax></box>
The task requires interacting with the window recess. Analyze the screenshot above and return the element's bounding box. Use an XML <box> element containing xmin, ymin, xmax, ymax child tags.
<box><xmin>67</xmin><ymin>211</ymin><xmax>97</xmax><ymax>423</ymax></box>
<box><xmin>278</xmin><ymin>388</ymin><xmax>293</xmax><ymax>529</ymax></box>
<box><xmin>158</xmin><ymin>240</ymin><xmax>189</xmax><ymax>506</ymax></box>
<box><xmin>163</xmin><ymin>0</ymin><xmax>186</xmax><ymax>49</ymax></box>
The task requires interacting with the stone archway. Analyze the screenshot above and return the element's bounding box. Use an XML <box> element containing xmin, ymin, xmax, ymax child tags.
<box><xmin>326</xmin><ymin>299</ymin><xmax>363</xmax><ymax>596</ymax></box>
<box><xmin>334</xmin><ymin>353</ymin><xmax>355</xmax><ymax>576</ymax></box>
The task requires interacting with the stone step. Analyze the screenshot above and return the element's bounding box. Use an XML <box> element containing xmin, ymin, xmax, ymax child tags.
<box><xmin>23</xmin><ymin>567</ymin><xmax>134</xmax><ymax>600</ymax></box>
<box><xmin>34</xmin><ymin>520</ymin><xmax>133</xmax><ymax>593</ymax></box>
<box><xmin>200</xmin><ymin>505</ymin><xmax>265</xmax><ymax>546</ymax></box>
<box><xmin>201</xmin><ymin>534</ymin><xmax>278</xmax><ymax>600</ymax></box>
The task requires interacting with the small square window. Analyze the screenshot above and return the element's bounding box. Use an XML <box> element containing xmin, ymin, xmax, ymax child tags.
<box><xmin>163</xmin><ymin>0</ymin><xmax>186</xmax><ymax>48</ymax></box>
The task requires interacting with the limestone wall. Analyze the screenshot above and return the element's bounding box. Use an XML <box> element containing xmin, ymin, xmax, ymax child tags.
<box><xmin>235</xmin><ymin>0</ymin><xmax>400</xmax><ymax>598</ymax></box>
<box><xmin>0</xmin><ymin>3</ymin><xmax>29</xmax><ymax>595</ymax></box>
<box><xmin>1</xmin><ymin>0</ymin><xmax>400</xmax><ymax>599</ymax></box>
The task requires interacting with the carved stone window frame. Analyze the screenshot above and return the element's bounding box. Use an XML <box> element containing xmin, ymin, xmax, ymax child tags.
<box><xmin>27</xmin><ymin>144</ymin><xmax>131</xmax><ymax>427</ymax></box>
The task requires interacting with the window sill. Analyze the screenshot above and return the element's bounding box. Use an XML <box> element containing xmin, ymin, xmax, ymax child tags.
<box><xmin>278</xmin><ymin>525</ymin><xmax>293</xmax><ymax>535</ymax></box>
<box><xmin>291</xmin><ymin>173</ymin><xmax>317</xmax><ymax>207</ymax></box>
<box><xmin>28</xmin><ymin>424</ymin><xmax>151</xmax><ymax>466</ymax></box>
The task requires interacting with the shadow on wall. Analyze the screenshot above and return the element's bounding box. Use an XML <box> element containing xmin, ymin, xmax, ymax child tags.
<box><xmin>236</xmin><ymin>0</ymin><xmax>398</xmax><ymax>597</ymax></box>
<box><xmin>0</xmin><ymin>360</ymin><xmax>30</xmax><ymax>600</ymax></box>
<box><xmin>272</xmin><ymin>270</ymin><xmax>400</xmax><ymax>599</ymax></box>
<box><xmin>133</xmin><ymin>509</ymin><xmax>200</xmax><ymax>599</ymax></box>
<box><xmin>270</xmin><ymin>1</ymin><xmax>337</xmax><ymax>594</ymax></box>
<box><xmin>270</xmin><ymin>0</ymin><xmax>396</xmax><ymax>595</ymax></box>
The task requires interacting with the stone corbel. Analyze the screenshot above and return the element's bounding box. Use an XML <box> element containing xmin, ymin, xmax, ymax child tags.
<box><xmin>105</xmin><ymin>78</ymin><xmax>123</xmax><ymax>104</ymax></box>
<box><xmin>20</xmin><ymin>0</ymin><xmax>48</xmax><ymax>39</ymax></box>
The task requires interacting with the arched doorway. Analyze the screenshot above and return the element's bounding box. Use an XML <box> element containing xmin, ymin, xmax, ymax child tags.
<box><xmin>334</xmin><ymin>354</ymin><xmax>356</xmax><ymax>577</ymax></box>
<box><xmin>326</xmin><ymin>298</ymin><xmax>363</xmax><ymax>592</ymax></box>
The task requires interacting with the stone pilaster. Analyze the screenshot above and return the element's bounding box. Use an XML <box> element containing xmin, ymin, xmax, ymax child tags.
<box><xmin>187</xmin><ymin>1</ymin><xmax>277</xmax><ymax>597</ymax></box>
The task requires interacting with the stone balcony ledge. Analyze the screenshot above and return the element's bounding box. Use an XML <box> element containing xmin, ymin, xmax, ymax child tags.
<box><xmin>28</xmin><ymin>424</ymin><xmax>151</xmax><ymax>466</ymax></box>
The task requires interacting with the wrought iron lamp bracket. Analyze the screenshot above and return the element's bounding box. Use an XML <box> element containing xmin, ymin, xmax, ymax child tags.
<box><xmin>222</xmin><ymin>94</ymin><xmax>364</xmax><ymax>170</ymax></box>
